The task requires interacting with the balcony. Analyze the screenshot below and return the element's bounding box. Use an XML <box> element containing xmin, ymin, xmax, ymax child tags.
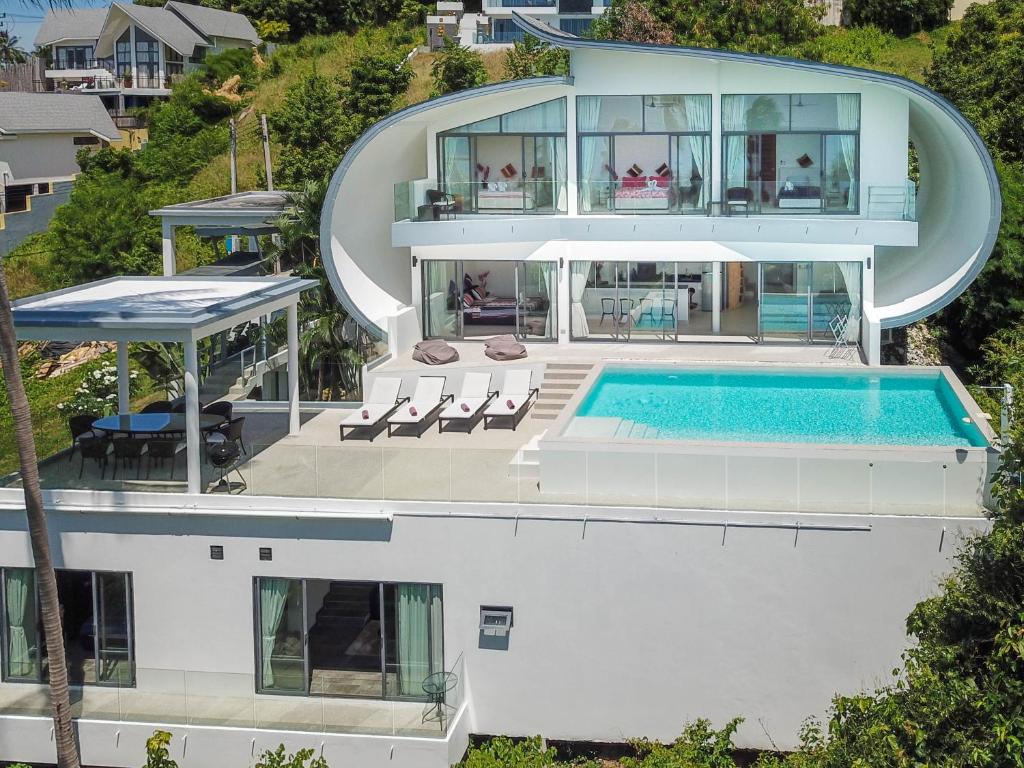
<box><xmin>0</xmin><ymin>656</ymin><xmax>466</xmax><ymax>738</ymax></box>
<box><xmin>392</xmin><ymin>178</ymin><xmax>919</xmax><ymax>248</ymax></box>
<box><xmin>484</xmin><ymin>0</ymin><xmax>557</xmax><ymax>7</ymax></box>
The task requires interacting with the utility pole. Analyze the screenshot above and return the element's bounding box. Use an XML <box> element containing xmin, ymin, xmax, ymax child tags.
<box><xmin>229</xmin><ymin>118</ymin><xmax>238</xmax><ymax>195</ymax></box>
<box><xmin>260</xmin><ymin>113</ymin><xmax>274</xmax><ymax>191</ymax></box>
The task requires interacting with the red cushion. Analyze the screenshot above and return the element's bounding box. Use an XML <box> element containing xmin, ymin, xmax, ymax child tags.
<box><xmin>652</xmin><ymin>175</ymin><xmax>670</xmax><ymax>189</ymax></box>
<box><xmin>622</xmin><ymin>176</ymin><xmax>647</xmax><ymax>189</ymax></box>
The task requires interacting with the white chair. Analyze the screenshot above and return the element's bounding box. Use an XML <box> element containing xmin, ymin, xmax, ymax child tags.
<box><xmin>437</xmin><ymin>372</ymin><xmax>496</xmax><ymax>434</ymax></box>
<box><xmin>483</xmin><ymin>369</ymin><xmax>540</xmax><ymax>430</ymax></box>
<box><xmin>387</xmin><ymin>376</ymin><xmax>452</xmax><ymax>437</ymax></box>
<box><xmin>339</xmin><ymin>377</ymin><xmax>405</xmax><ymax>441</ymax></box>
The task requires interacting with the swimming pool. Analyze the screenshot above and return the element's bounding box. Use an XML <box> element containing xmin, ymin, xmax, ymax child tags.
<box><xmin>570</xmin><ymin>366</ymin><xmax>988</xmax><ymax>448</ymax></box>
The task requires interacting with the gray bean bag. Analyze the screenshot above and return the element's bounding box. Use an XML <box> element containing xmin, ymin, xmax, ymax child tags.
<box><xmin>484</xmin><ymin>334</ymin><xmax>527</xmax><ymax>361</ymax></box>
<box><xmin>413</xmin><ymin>339</ymin><xmax>460</xmax><ymax>365</ymax></box>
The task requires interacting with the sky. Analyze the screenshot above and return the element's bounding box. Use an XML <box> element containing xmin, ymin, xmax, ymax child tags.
<box><xmin>0</xmin><ymin>0</ymin><xmax>109</xmax><ymax>50</ymax></box>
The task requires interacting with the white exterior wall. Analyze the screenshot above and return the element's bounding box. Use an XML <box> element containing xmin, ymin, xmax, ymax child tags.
<box><xmin>0</xmin><ymin>505</ymin><xmax>989</xmax><ymax>762</ymax></box>
<box><xmin>0</xmin><ymin>133</ymin><xmax>96</xmax><ymax>185</ymax></box>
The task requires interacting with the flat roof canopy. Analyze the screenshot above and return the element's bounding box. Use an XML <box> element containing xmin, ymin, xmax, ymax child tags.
<box><xmin>150</xmin><ymin>191</ymin><xmax>292</xmax><ymax>235</ymax></box>
<box><xmin>13</xmin><ymin>275</ymin><xmax>317</xmax><ymax>343</ymax></box>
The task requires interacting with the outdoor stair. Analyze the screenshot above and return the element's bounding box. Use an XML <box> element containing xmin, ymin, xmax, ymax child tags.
<box><xmin>509</xmin><ymin>432</ymin><xmax>544</xmax><ymax>480</ymax></box>
<box><xmin>308</xmin><ymin>582</ymin><xmax>377</xmax><ymax>663</ymax></box>
<box><xmin>532</xmin><ymin>363</ymin><xmax>593</xmax><ymax>421</ymax></box>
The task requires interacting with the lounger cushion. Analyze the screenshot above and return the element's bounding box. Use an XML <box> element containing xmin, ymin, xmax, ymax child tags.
<box><xmin>389</xmin><ymin>402</ymin><xmax>438</xmax><ymax>424</ymax></box>
<box><xmin>342</xmin><ymin>403</ymin><xmax>394</xmax><ymax>426</ymax></box>
<box><xmin>413</xmin><ymin>339</ymin><xmax>460</xmax><ymax>365</ymax></box>
<box><xmin>441</xmin><ymin>397</ymin><xmax>488</xmax><ymax>420</ymax></box>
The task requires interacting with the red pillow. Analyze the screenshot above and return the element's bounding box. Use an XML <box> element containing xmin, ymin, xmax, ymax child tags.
<box><xmin>652</xmin><ymin>175</ymin><xmax>670</xmax><ymax>189</ymax></box>
<box><xmin>622</xmin><ymin>176</ymin><xmax>647</xmax><ymax>189</ymax></box>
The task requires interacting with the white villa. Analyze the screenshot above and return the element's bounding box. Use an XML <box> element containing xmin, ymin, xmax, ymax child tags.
<box><xmin>0</xmin><ymin>16</ymin><xmax>1004</xmax><ymax>768</ymax></box>
<box><xmin>34</xmin><ymin>1</ymin><xmax>260</xmax><ymax>111</ymax></box>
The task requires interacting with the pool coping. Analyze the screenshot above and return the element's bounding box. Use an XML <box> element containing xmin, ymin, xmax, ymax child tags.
<box><xmin>541</xmin><ymin>361</ymin><xmax>998</xmax><ymax>457</ymax></box>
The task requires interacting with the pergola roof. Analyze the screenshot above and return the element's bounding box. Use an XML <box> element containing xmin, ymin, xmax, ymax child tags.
<box><xmin>13</xmin><ymin>276</ymin><xmax>316</xmax><ymax>343</ymax></box>
<box><xmin>150</xmin><ymin>191</ymin><xmax>292</xmax><ymax>235</ymax></box>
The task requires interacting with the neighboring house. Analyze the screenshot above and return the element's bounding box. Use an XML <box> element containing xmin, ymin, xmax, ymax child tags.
<box><xmin>34</xmin><ymin>0</ymin><xmax>260</xmax><ymax>111</ymax></box>
<box><xmin>453</xmin><ymin>0</ymin><xmax>609</xmax><ymax>46</ymax></box>
<box><xmin>0</xmin><ymin>15</ymin><xmax>1004</xmax><ymax>768</ymax></box>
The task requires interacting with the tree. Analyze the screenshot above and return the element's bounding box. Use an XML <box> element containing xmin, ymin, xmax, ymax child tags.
<box><xmin>589</xmin><ymin>0</ymin><xmax>674</xmax><ymax>44</ymax></box>
<box><xmin>343</xmin><ymin>50</ymin><xmax>413</xmax><ymax>139</ymax></box>
<box><xmin>232</xmin><ymin>0</ymin><xmax>402</xmax><ymax>39</ymax></box>
<box><xmin>256</xmin><ymin>19</ymin><xmax>291</xmax><ymax>42</ymax></box>
<box><xmin>0</xmin><ymin>254</ymin><xmax>81</xmax><ymax>768</ymax></box>
<box><xmin>269</xmin><ymin>69</ymin><xmax>346</xmax><ymax>187</ymax></box>
<box><xmin>927</xmin><ymin>0</ymin><xmax>1024</xmax><ymax>164</ymax></box>
<box><xmin>845</xmin><ymin>0</ymin><xmax>953</xmax><ymax>35</ymax></box>
<box><xmin>430</xmin><ymin>38</ymin><xmax>488</xmax><ymax>97</ymax></box>
<box><xmin>0</xmin><ymin>31</ymin><xmax>28</xmax><ymax>66</ymax></box>
<box><xmin>504</xmin><ymin>35</ymin><xmax>570</xmax><ymax>80</ymax></box>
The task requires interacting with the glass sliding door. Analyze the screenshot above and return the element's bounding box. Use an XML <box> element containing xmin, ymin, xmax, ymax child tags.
<box><xmin>383</xmin><ymin>583</ymin><xmax>443</xmax><ymax>699</ymax></box>
<box><xmin>440</xmin><ymin>136</ymin><xmax>472</xmax><ymax>212</ymax></box>
<box><xmin>95</xmin><ymin>571</ymin><xmax>133</xmax><ymax>685</ymax></box>
<box><xmin>423</xmin><ymin>260</ymin><xmax>460</xmax><ymax>339</ymax></box>
<box><xmin>628</xmin><ymin>262</ymin><xmax>676</xmax><ymax>341</ymax></box>
<box><xmin>255</xmin><ymin>577</ymin><xmax>307</xmax><ymax>694</ymax></box>
<box><xmin>810</xmin><ymin>262</ymin><xmax>862</xmax><ymax>343</ymax></box>
<box><xmin>518</xmin><ymin>262</ymin><xmax>557</xmax><ymax>340</ymax></box>
<box><xmin>759</xmin><ymin>262</ymin><xmax>812</xmax><ymax>340</ymax></box>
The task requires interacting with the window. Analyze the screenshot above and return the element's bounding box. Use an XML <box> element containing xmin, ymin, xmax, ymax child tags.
<box><xmin>577</xmin><ymin>95</ymin><xmax>712</xmax><ymax>215</ymax></box>
<box><xmin>165</xmin><ymin>45</ymin><xmax>184</xmax><ymax>78</ymax></box>
<box><xmin>254</xmin><ymin>578</ymin><xmax>443</xmax><ymax>699</ymax></box>
<box><xmin>1</xmin><ymin>568</ymin><xmax>135</xmax><ymax>686</ymax></box>
<box><xmin>559</xmin><ymin>17</ymin><xmax>593</xmax><ymax>35</ymax></box>
<box><xmin>73</xmin><ymin>136</ymin><xmax>100</xmax><ymax>146</ymax></box>
<box><xmin>135</xmin><ymin>28</ymin><xmax>160</xmax><ymax>86</ymax></box>
<box><xmin>721</xmin><ymin>94</ymin><xmax>860</xmax><ymax>214</ymax></box>
<box><xmin>491</xmin><ymin>18</ymin><xmax>525</xmax><ymax>43</ymax></box>
<box><xmin>55</xmin><ymin>45</ymin><xmax>93</xmax><ymax>69</ymax></box>
<box><xmin>438</xmin><ymin>98</ymin><xmax>568</xmax><ymax>215</ymax></box>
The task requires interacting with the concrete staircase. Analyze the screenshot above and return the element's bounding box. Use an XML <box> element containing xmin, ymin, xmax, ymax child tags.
<box><xmin>308</xmin><ymin>582</ymin><xmax>378</xmax><ymax>669</ymax></box>
<box><xmin>532</xmin><ymin>363</ymin><xmax>593</xmax><ymax>422</ymax></box>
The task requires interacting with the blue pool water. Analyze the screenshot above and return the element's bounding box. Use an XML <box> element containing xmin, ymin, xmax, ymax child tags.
<box><xmin>573</xmin><ymin>367</ymin><xmax>988</xmax><ymax>447</ymax></box>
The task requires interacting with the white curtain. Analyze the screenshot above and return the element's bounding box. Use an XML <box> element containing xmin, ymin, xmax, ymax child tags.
<box><xmin>684</xmin><ymin>96</ymin><xmax>712</xmax><ymax>207</ymax></box>
<box><xmin>570</xmin><ymin>261</ymin><xmax>591</xmax><ymax>339</ymax></box>
<box><xmin>577</xmin><ymin>97</ymin><xmax>603</xmax><ymax>213</ymax></box>
<box><xmin>442</xmin><ymin>137</ymin><xmax>469</xmax><ymax>198</ymax></box>
<box><xmin>4</xmin><ymin>569</ymin><xmax>32</xmax><ymax>677</ymax></box>
<box><xmin>837</xmin><ymin>262</ymin><xmax>862</xmax><ymax>342</ymax></box>
<box><xmin>398</xmin><ymin>584</ymin><xmax>431</xmax><ymax>696</ymax></box>
<box><xmin>258</xmin><ymin>578</ymin><xmax>290</xmax><ymax>689</ymax></box>
<box><xmin>837</xmin><ymin>95</ymin><xmax>859</xmax><ymax>211</ymax></box>
<box><xmin>722</xmin><ymin>96</ymin><xmax>747</xmax><ymax>193</ymax></box>
<box><xmin>428</xmin><ymin>585</ymin><xmax>444</xmax><ymax>677</ymax></box>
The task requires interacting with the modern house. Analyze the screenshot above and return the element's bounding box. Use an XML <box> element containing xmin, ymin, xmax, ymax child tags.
<box><xmin>0</xmin><ymin>92</ymin><xmax>120</xmax><ymax>249</ymax></box>
<box><xmin>34</xmin><ymin>1</ymin><xmax>260</xmax><ymax>110</ymax></box>
<box><xmin>0</xmin><ymin>16</ymin><xmax>1004</xmax><ymax>768</ymax></box>
<box><xmin>477</xmin><ymin>0</ymin><xmax>609</xmax><ymax>43</ymax></box>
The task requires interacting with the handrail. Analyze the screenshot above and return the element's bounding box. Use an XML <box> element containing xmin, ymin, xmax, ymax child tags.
<box><xmin>240</xmin><ymin>345</ymin><xmax>257</xmax><ymax>386</ymax></box>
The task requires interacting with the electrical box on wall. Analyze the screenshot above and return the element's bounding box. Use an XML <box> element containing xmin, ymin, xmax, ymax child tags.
<box><xmin>480</xmin><ymin>606</ymin><xmax>513</xmax><ymax>637</ymax></box>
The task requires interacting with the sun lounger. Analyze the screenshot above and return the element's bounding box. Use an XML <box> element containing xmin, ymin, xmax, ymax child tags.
<box><xmin>339</xmin><ymin>377</ymin><xmax>406</xmax><ymax>441</ymax></box>
<box><xmin>483</xmin><ymin>369</ymin><xmax>539</xmax><ymax>430</ymax></box>
<box><xmin>387</xmin><ymin>376</ymin><xmax>453</xmax><ymax>437</ymax></box>
<box><xmin>438</xmin><ymin>372</ymin><xmax>497</xmax><ymax>434</ymax></box>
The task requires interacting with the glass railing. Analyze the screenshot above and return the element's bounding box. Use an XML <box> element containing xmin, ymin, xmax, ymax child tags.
<box><xmin>867</xmin><ymin>180</ymin><xmax>917</xmax><ymax>221</ymax></box>
<box><xmin>6</xmin><ymin>425</ymin><xmax>987</xmax><ymax>516</ymax></box>
<box><xmin>484</xmin><ymin>0</ymin><xmax>556</xmax><ymax>7</ymax></box>
<box><xmin>579</xmin><ymin>179</ymin><xmax>710</xmax><ymax>215</ymax></box>
<box><xmin>0</xmin><ymin>662</ymin><xmax>465</xmax><ymax>737</ymax></box>
<box><xmin>396</xmin><ymin>178</ymin><xmax>567</xmax><ymax>221</ymax></box>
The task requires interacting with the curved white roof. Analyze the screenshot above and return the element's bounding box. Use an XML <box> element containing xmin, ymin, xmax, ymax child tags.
<box><xmin>322</xmin><ymin>14</ymin><xmax>999</xmax><ymax>337</ymax></box>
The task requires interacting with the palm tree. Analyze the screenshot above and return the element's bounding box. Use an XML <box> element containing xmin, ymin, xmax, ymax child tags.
<box><xmin>1</xmin><ymin>0</ymin><xmax>81</xmax><ymax>761</ymax></box>
<box><xmin>0</xmin><ymin>252</ymin><xmax>81</xmax><ymax>768</ymax></box>
<box><xmin>0</xmin><ymin>31</ymin><xmax>28</xmax><ymax>67</ymax></box>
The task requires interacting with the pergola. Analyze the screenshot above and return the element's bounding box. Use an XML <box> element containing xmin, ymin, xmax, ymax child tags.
<box><xmin>13</xmin><ymin>276</ymin><xmax>317</xmax><ymax>494</ymax></box>
<box><xmin>150</xmin><ymin>191</ymin><xmax>292</xmax><ymax>276</ymax></box>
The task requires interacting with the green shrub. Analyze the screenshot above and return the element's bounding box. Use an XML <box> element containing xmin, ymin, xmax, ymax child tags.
<box><xmin>431</xmin><ymin>38</ymin><xmax>488</xmax><ymax>97</ymax></box>
<box><xmin>198</xmin><ymin>47</ymin><xmax>257</xmax><ymax>90</ymax></box>
<box><xmin>143</xmin><ymin>730</ymin><xmax>178</xmax><ymax>768</ymax></box>
<box><xmin>254</xmin><ymin>744</ymin><xmax>328</xmax><ymax>768</ymax></box>
<box><xmin>845</xmin><ymin>0</ymin><xmax>952</xmax><ymax>35</ymax></box>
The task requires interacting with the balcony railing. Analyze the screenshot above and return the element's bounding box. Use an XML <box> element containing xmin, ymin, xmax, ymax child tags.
<box><xmin>395</xmin><ymin>178</ymin><xmax>568</xmax><ymax>221</ymax></box>
<box><xmin>867</xmin><ymin>181</ymin><xmax>917</xmax><ymax>222</ymax></box>
<box><xmin>484</xmin><ymin>0</ymin><xmax>556</xmax><ymax>6</ymax></box>
<box><xmin>51</xmin><ymin>57</ymin><xmax>112</xmax><ymax>71</ymax></box>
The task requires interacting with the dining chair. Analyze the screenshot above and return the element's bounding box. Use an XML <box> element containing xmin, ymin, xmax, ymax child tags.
<box><xmin>145</xmin><ymin>438</ymin><xmax>184</xmax><ymax>480</ymax></box>
<box><xmin>202</xmin><ymin>401</ymin><xmax>233</xmax><ymax>424</ymax></box>
<box><xmin>141</xmin><ymin>401</ymin><xmax>174</xmax><ymax>414</ymax></box>
<box><xmin>111</xmin><ymin>438</ymin><xmax>147</xmax><ymax>480</ymax></box>
<box><xmin>68</xmin><ymin>413</ymin><xmax>102</xmax><ymax>462</ymax></box>
<box><xmin>77</xmin><ymin>436</ymin><xmax>110</xmax><ymax>479</ymax></box>
<box><xmin>600</xmin><ymin>298</ymin><xmax>615</xmax><ymax>325</ymax></box>
<box><xmin>206</xmin><ymin>416</ymin><xmax>247</xmax><ymax>456</ymax></box>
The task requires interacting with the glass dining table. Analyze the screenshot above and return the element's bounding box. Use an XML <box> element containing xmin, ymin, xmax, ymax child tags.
<box><xmin>91</xmin><ymin>413</ymin><xmax>226</xmax><ymax>436</ymax></box>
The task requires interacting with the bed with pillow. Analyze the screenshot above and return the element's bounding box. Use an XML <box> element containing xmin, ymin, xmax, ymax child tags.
<box><xmin>477</xmin><ymin>185</ymin><xmax>537</xmax><ymax>211</ymax></box>
<box><xmin>777</xmin><ymin>175</ymin><xmax>822</xmax><ymax>209</ymax></box>
<box><xmin>463</xmin><ymin>294</ymin><xmax>549</xmax><ymax>325</ymax></box>
<box><xmin>613</xmin><ymin>175</ymin><xmax>672</xmax><ymax>211</ymax></box>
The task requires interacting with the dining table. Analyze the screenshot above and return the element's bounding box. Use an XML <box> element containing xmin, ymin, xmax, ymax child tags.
<box><xmin>91</xmin><ymin>412</ymin><xmax>226</xmax><ymax>437</ymax></box>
